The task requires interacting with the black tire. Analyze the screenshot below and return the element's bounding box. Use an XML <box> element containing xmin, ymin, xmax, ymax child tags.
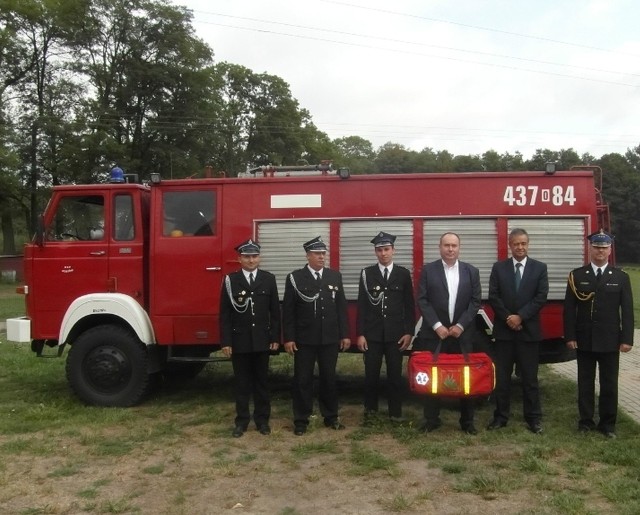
<box><xmin>66</xmin><ymin>325</ymin><xmax>150</xmax><ymax>407</ymax></box>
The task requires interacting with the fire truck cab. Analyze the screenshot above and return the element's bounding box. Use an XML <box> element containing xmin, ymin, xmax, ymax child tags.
<box><xmin>13</xmin><ymin>165</ymin><xmax>609</xmax><ymax>406</ymax></box>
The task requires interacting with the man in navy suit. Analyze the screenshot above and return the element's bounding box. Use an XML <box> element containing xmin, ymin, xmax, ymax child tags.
<box><xmin>487</xmin><ymin>228</ymin><xmax>548</xmax><ymax>434</ymax></box>
<box><xmin>283</xmin><ymin>236</ymin><xmax>351</xmax><ymax>435</ymax></box>
<box><xmin>220</xmin><ymin>239</ymin><xmax>281</xmax><ymax>438</ymax></box>
<box><xmin>356</xmin><ymin>232</ymin><xmax>415</xmax><ymax>422</ymax></box>
<box><xmin>564</xmin><ymin>230</ymin><xmax>634</xmax><ymax>438</ymax></box>
<box><xmin>414</xmin><ymin>232</ymin><xmax>482</xmax><ymax>435</ymax></box>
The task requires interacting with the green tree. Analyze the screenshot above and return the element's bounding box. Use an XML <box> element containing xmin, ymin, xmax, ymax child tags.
<box><xmin>480</xmin><ymin>150</ymin><xmax>525</xmax><ymax>172</ymax></box>
<box><xmin>0</xmin><ymin>121</ymin><xmax>22</xmax><ymax>253</ymax></box>
<box><xmin>247</xmin><ymin>74</ymin><xmax>310</xmax><ymax>167</ymax></box>
<box><xmin>299</xmin><ymin>124</ymin><xmax>339</xmax><ymax>167</ymax></box>
<box><xmin>332</xmin><ymin>136</ymin><xmax>375</xmax><ymax>174</ymax></box>
<box><xmin>374</xmin><ymin>142</ymin><xmax>413</xmax><ymax>174</ymax></box>
<box><xmin>596</xmin><ymin>152</ymin><xmax>640</xmax><ymax>262</ymax></box>
<box><xmin>212</xmin><ymin>62</ymin><xmax>318</xmax><ymax>175</ymax></box>
<box><xmin>1</xmin><ymin>0</ymin><xmax>87</xmax><ymax>241</ymax></box>
<box><xmin>435</xmin><ymin>150</ymin><xmax>454</xmax><ymax>172</ymax></box>
<box><xmin>525</xmin><ymin>149</ymin><xmax>559</xmax><ymax>170</ymax></box>
<box><xmin>71</xmin><ymin>0</ymin><xmax>215</xmax><ymax>179</ymax></box>
<box><xmin>410</xmin><ymin>147</ymin><xmax>438</xmax><ymax>173</ymax></box>
<box><xmin>452</xmin><ymin>154</ymin><xmax>482</xmax><ymax>172</ymax></box>
<box><xmin>558</xmin><ymin>148</ymin><xmax>582</xmax><ymax>169</ymax></box>
<box><xmin>502</xmin><ymin>151</ymin><xmax>524</xmax><ymax>171</ymax></box>
<box><xmin>481</xmin><ymin>150</ymin><xmax>503</xmax><ymax>171</ymax></box>
<box><xmin>525</xmin><ymin>148</ymin><xmax>581</xmax><ymax>171</ymax></box>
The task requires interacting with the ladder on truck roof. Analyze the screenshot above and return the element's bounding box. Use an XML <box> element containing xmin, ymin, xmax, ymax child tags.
<box><xmin>239</xmin><ymin>161</ymin><xmax>340</xmax><ymax>178</ymax></box>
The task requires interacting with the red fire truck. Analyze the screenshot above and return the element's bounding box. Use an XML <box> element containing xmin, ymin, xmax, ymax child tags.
<box><xmin>10</xmin><ymin>164</ymin><xmax>610</xmax><ymax>406</ymax></box>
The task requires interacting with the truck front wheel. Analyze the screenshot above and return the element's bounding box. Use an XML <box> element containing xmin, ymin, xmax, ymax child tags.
<box><xmin>66</xmin><ymin>325</ymin><xmax>150</xmax><ymax>407</ymax></box>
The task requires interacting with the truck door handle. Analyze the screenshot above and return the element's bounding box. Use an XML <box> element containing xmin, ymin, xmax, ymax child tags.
<box><xmin>206</xmin><ymin>266</ymin><xmax>221</xmax><ymax>271</ymax></box>
<box><xmin>90</xmin><ymin>251</ymin><xmax>106</xmax><ymax>256</ymax></box>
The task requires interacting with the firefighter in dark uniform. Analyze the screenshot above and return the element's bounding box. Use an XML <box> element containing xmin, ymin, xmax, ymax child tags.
<box><xmin>220</xmin><ymin>239</ymin><xmax>281</xmax><ymax>438</ymax></box>
<box><xmin>356</xmin><ymin>232</ymin><xmax>415</xmax><ymax>422</ymax></box>
<box><xmin>283</xmin><ymin>236</ymin><xmax>350</xmax><ymax>435</ymax></box>
<box><xmin>564</xmin><ymin>230</ymin><xmax>634</xmax><ymax>438</ymax></box>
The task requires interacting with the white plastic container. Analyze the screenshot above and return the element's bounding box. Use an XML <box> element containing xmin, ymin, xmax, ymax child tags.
<box><xmin>6</xmin><ymin>317</ymin><xmax>31</xmax><ymax>343</ymax></box>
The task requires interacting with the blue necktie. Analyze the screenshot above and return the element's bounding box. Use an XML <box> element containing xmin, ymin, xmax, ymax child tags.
<box><xmin>515</xmin><ymin>263</ymin><xmax>522</xmax><ymax>291</ymax></box>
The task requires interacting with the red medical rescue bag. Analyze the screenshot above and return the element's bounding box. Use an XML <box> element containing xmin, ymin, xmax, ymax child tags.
<box><xmin>408</xmin><ymin>349</ymin><xmax>495</xmax><ymax>397</ymax></box>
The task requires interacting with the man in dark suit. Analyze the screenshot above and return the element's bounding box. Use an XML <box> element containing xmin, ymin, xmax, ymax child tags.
<box><xmin>356</xmin><ymin>232</ymin><xmax>415</xmax><ymax>422</ymax></box>
<box><xmin>220</xmin><ymin>239</ymin><xmax>281</xmax><ymax>438</ymax></box>
<box><xmin>487</xmin><ymin>228</ymin><xmax>548</xmax><ymax>434</ymax></box>
<box><xmin>283</xmin><ymin>236</ymin><xmax>351</xmax><ymax>435</ymax></box>
<box><xmin>414</xmin><ymin>232</ymin><xmax>482</xmax><ymax>435</ymax></box>
<box><xmin>564</xmin><ymin>230</ymin><xmax>634</xmax><ymax>438</ymax></box>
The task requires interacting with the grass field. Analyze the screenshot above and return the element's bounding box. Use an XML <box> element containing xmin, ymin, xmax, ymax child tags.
<box><xmin>0</xmin><ymin>342</ymin><xmax>639</xmax><ymax>513</ymax></box>
<box><xmin>0</xmin><ymin>282</ymin><xmax>23</xmax><ymax>320</ymax></box>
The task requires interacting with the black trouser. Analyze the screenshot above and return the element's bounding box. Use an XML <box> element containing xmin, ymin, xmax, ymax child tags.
<box><xmin>363</xmin><ymin>339</ymin><xmax>404</xmax><ymax>417</ymax></box>
<box><xmin>423</xmin><ymin>396</ymin><xmax>475</xmax><ymax>429</ymax></box>
<box><xmin>492</xmin><ymin>338</ymin><xmax>542</xmax><ymax>425</ymax></box>
<box><xmin>231</xmin><ymin>351</ymin><xmax>271</xmax><ymax>428</ymax></box>
<box><xmin>577</xmin><ymin>349</ymin><xmax>620</xmax><ymax>432</ymax></box>
<box><xmin>292</xmin><ymin>343</ymin><xmax>340</xmax><ymax>427</ymax></box>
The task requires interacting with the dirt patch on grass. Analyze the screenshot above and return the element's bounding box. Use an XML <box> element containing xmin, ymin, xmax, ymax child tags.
<box><xmin>0</xmin><ymin>403</ymin><xmax>560</xmax><ymax>515</ymax></box>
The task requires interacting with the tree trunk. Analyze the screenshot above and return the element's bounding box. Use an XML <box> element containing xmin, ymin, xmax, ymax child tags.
<box><xmin>1</xmin><ymin>210</ymin><xmax>16</xmax><ymax>254</ymax></box>
<box><xmin>30</xmin><ymin>123</ymin><xmax>38</xmax><ymax>235</ymax></box>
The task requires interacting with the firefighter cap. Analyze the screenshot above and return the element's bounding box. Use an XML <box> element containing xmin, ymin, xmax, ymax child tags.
<box><xmin>587</xmin><ymin>229</ymin><xmax>613</xmax><ymax>247</ymax></box>
<box><xmin>235</xmin><ymin>239</ymin><xmax>261</xmax><ymax>255</ymax></box>
<box><xmin>303</xmin><ymin>236</ymin><xmax>327</xmax><ymax>252</ymax></box>
<box><xmin>371</xmin><ymin>231</ymin><xmax>396</xmax><ymax>247</ymax></box>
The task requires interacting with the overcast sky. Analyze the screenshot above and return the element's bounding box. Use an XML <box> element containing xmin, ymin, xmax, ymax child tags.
<box><xmin>170</xmin><ymin>0</ymin><xmax>640</xmax><ymax>158</ymax></box>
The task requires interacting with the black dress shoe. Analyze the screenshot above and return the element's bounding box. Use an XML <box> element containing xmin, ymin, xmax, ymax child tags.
<box><xmin>577</xmin><ymin>425</ymin><xmax>591</xmax><ymax>434</ymax></box>
<box><xmin>486</xmin><ymin>419</ymin><xmax>507</xmax><ymax>430</ymax></box>
<box><xmin>463</xmin><ymin>425</ymin><xmax>478</xmax><ymax>435</ymax></box>
<box><xmin>232</xmin><ymin>426</ymin><xmax>246</xmax><ymax>438</ymax></box>
<box><xmin>599</xmin><ymin>428</ymin><xmax>616</xmax><ymax>439</ymax></box>
<box><xmin>324</xmin><ymin>420</ymin><xmax>345</xmax><ymax>430</ymax></box>
<box><xmin>258</xmin><ymin>424</ymin><xmax>271</xmax><ymax>435</ymax></box>
<box><xmin>294</xmin><ymin>425</ymin><xmax>307</xmax><ymax>436</ymax></box>
<box><xmin>528</xmin><ymin>423</ymin><xmax>543</xmax><ymax>434</ymax></box>
<box><xmin>418</xmin><ymin>420</ymin><xmax>442</xmax><ymax>433</ymax></box>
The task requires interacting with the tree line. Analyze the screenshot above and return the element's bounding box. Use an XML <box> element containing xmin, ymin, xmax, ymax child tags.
<box><xmin>1</xmin><ymin>0</ymin><xmax>639</xmax><ymax>262</ymax></box>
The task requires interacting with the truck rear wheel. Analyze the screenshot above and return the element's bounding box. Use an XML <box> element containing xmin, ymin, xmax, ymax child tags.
<box><xmin>66</xmin><ymin>325</ymin><xmax>150</xmax><ymax>407</ymax></box>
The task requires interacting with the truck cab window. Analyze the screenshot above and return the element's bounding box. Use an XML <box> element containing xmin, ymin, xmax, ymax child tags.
<box><xmin>46</xmin><ymin>195</ymin><xmax>105</xmax><ymax>241</ymax></box>
<box><xmin>114</xmin><ymin>194</ymin><xmax>135</xmax><ymax>241</ymax></box>
<box><xmin>162</xmin><ymin>190</ymin><xmax>217</xmax><ymax>237</ymax></box>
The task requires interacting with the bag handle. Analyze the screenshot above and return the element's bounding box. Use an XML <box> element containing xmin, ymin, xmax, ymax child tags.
<box><xmin>432</xmin><ymin>339</ymin><xmax>472</xmax><ymax>363</ymax></box>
